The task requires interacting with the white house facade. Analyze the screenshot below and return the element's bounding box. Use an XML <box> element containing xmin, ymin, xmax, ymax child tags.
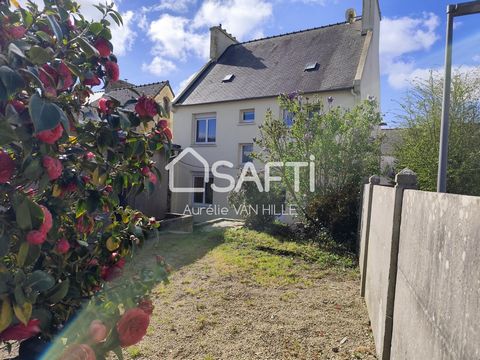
<box><xmin>170</xmin><ymin>0</ymin><xmax>381</xmax><ymax>222</ymax></box>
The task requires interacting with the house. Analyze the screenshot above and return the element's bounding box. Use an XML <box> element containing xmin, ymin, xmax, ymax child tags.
<box><xmin>170</xmin><ymin>0</ymin><xmax>381</xmax><ymax>222</ymax></box>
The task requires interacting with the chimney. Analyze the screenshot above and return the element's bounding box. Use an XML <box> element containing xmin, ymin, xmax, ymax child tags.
<box><xmin>210</xmin><ymin>25</ymin><xmax>238</xmax><ymax>61</ymax></box>
<box><xmin>362</xmin><ymin>0</ymin><xmax>381</xmax><ymax>35</ymax></box>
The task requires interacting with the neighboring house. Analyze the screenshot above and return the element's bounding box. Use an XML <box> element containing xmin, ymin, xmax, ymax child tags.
<box><xmin>90</xmin><ymin>81</ymin><xmax>175</xmax><ymax>220</ymax></box>
<box><xmin>170</xmin><ymin>0</ymin><xmax>381</xmax><ymax>222</ymax></box>
<box><xmin>92</xmin><ymin>81</ymin><xmax>175</xmax><ymax>122</ymax></box>
<box><xmin>380</xmin><ymin>128</ymin><xmax>405</xmax><ymax>177</ymax></box>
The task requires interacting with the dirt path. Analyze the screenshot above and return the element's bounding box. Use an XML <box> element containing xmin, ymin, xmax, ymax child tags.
<box><xmin>123</xmin><ymin>228</ymin><xmax>376</xmax><ymax>360</ymax></box>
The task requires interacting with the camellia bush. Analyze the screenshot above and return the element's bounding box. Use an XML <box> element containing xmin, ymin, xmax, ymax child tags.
<box><xmin>0</xmin><ymin>0</ymin><xmax>173</xmax><ymax>358</ymax></box>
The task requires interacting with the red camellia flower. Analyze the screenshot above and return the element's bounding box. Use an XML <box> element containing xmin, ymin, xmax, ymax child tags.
<box><xmin>163</xmin><ymin>127</ymin><xmax>173</xmax><ymax>141</ymax></box>
<box><xmin>58</xmin><ymin>62</ymin><xmax>74</xmax><ymax>90</ymax></box>
<box><xmin>85</xmin><ymin>152</ymin><xmax>95</xmax><ymax>160</ymax></box>
<box><xmin>9</xmin><ymin>99</ymin><xmax>26</xmax><ymax>114</ymax></box>
<box><xmin>6</xmin><ymin>25</ymin><xmax>26</xmax><ymax>39</ymax></box>
<box><xmin>135</xmin><ymin>96</ymin><xmax>157</xmax><ymax>118</ymax></box>
<box><xmin>105</xmin><ymin>61</ymin><xmax>119</xmax><ymax>82</ymax></box>
<box><xmin>83</xmin><ymin>75</ymin><xmax>101</xmax><ymax>86</ymax></box>
<box><xmin>0</xmin><ymin>150</ymin><xmax>15</xmax><ymax>183</ymax></box>
<box><xmin>141</xmin><ymin>167</ymin><xmax>150</xmax><ymax>176</ymax></box>
<box><xmin>26</xmin><ymin>230</ymin><xmax>46</xmax><ymax>245</ymax></box>
<box><xmin>39</xmin><ymin>64</ymin><xmax>58</xmax><ymax>91</ymax></box>
<box><xmin>94</xmin><ymin>38</ymin><xmax>111</xmax><ymax>57</ymax></box>
<box><xmin>42</xmin><ymin>156</ymin><xmax>63</xmax><ymax>180</ymax></box>
<box><xmin>36</xmin><ymin>123</ymin><xmax>64</xmax><ymax>144</ymax></box>
<box><xmin>148</xmin><ymin>172</ymin><xmax>158</xmax><ymax>184</ymax></box>
<box><xmin>89</xmin><ymin>320</ymin><xmax>108</xmax><ymax>343</ymax></box>
<box><xmin>56</xmin><ymin>238</ymin><xmax>70</xmax><ymax>254</ymax></box>
<box><xmin>116</xmin><ymin>308</ymin><xmax>150</xmax><ymax>347</ymax></box>
<box><xmin>0</xmin><ymin>319</ymin><xmax>40</xmax><ymax>341</ymax></box>
<box><xmin>138</xmin><ymin>299</ymin><xmax>154</xmax><ymax>315</ymax></box>
<box><xmin>158</xmin><ymin>119</ymin><xmax>168</xmax><ymax>129</ymax></box>
<box><xmin>39</xmin><ymin>205</ymin><xmax>53</xmax><ymax>234</ymax></box>
<box><xmin>60</xmin><ymin>343</ymin><xmax>96</xmax><ymax>360</ymax></box>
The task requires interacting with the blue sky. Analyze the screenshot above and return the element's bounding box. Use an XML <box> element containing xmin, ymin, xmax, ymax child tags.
<box><xmin>91</xmin><ymin>0</ymin><xmax>480</xmax><ymax>126</ymax></box>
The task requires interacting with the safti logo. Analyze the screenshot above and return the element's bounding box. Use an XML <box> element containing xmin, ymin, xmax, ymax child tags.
<box><xmin>165</xmin><ymin>147</ymin><xmax>315</xmax><ymax>193</ymax></box>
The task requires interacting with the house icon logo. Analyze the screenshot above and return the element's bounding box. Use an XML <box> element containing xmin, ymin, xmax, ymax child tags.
<box><xmin>165</xmin><ymin>148</ymin><xmax>209</xmax><ymax>193</ymax></box>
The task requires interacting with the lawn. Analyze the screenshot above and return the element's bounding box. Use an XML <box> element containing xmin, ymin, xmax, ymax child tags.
<box><xmin>120</xmin><ymin>226</ymin><xmax>376</xmax><ymax>360</ymax></box>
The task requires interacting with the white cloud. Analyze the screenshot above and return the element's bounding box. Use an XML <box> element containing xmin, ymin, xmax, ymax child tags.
<box><xmin>193</xmin><ymin>0</ymin><xmax>273</xmax><ymax>41</ymax></box>
<box><xmin>473</xmin><ymin>54</ymin><xmax>480</xmax><ymax>62</ymax></box>
<box><xmin>380</xmin><ymin>13</ymin><xmax>441</xmax><ymax>89</ymax></box>
<box><xmin>147</xmin><ymin>14</ymin><xmax>209</xmax><ymax>61</ymax></box>
<box><xmin>110</xmin><ymin>11</ymin><xmax>136</xmax><ymax>56</ymax></box>
<box><xmin>141</xmin><ymin>57</ymin><xmax>177</xmax><ymax>76</ymax></box>
<box><xmin>380</xmin><ymin>13</ymin><xmax>439</xmax><ymax>57</ymax></box>
<box><xmin>142</xmin><ymin>0</ymin><xmax>197</xmax><ymax>13</ymax></box>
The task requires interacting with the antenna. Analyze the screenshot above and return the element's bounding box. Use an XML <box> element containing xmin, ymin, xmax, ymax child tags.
<box><xmin>345</xmin><ymin>8</ymin><xmax>356</xmax><ymax>24</ymax></box>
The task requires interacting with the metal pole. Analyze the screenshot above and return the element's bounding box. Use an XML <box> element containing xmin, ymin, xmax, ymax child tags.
<box><xmin>437</xmin><ymin>7</ymin><xmax>455</xmax><ymax>193</ymax></box>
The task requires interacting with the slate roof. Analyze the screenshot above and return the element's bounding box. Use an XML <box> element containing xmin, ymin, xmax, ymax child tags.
<box><xmin>175</xmin><ymin>20</ymin><xmax>367</xmax><ymax>106</ymax></box>
<box><xmin>92</xmin><ymin>81</ymin><xmax>170</xmax><ymax>111</ymax></box>
<box><xmin>381</xmin><ymin>128</ymin><xmax>404</xmax><ymax>156</ymax></box>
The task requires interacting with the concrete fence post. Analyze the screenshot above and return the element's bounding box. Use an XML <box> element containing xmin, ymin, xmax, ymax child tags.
<box><xmin>360</xmin><ymin>175</ymin><xmax>380</xmax><ymax>297</ymax></box>
<box><xmin>382</xmin><ymin>168</ymin><xmax>417</xmax><ymax>360</ymax></box>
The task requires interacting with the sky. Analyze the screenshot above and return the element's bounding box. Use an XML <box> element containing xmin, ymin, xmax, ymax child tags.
<box><xmin>76</xmin><ymin>0</ymin><xmax>480</xmax><ymax>126</ymax></box>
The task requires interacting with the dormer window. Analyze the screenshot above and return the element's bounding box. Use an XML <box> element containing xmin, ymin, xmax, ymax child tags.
<box><xmin>222</xmin><ymin>74</ymin><xmax>235</xmax><ymax>82</ymax></box>
<box><xmin>304</xmin><ymin>62</ymin><xmax>319</xmax><ymax>72</ymax></box>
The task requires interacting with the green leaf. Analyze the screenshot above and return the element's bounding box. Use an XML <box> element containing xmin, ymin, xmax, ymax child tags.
<box><xmin>24</xmin><ymin>270</ymin><xmax>55</xmax><ymax>293</ymax></box>
<box><xmin>89</xmin><ymin>22</ymin><xmax>103</xmax><ymax>35</ymax></box>
<box><xmin>118</xmin><ymin>111</ymin><xmax>131</xmax><ymax>130</ymax></box>
<box><xmin>112</xmin><ymin>346</ymin><xmax>124</xmax><ymax>360</ymax></box>
<box><xmin>13</xmin><ymin>302</ymin><xmax>32</xmax><ymax>325</ymax></box>
<box><xmin>14</xmin><ymin>197</ymin><xmax>43</xmax><ymax>231</ymax></box>
<box><xmin>8</xmin><ymin>43</ymin><xmax>25</xmax><ymax>58</ymax></box>
<box><xmin>76</xmin><ymin>37</ymin><xmax>100</xmax><ymax>58</ymax></box>
<box><xmin>86</xmin><ymin>191</ymin><xmax>100</xmax><ymax>213</ymax></box>
<box><xmin>29</xmin><ymin>93</ymin><xmax>69</xmax><ymax>133</ymax></box>
<box><xmin>36</xmin><ymin>30</ymin><xmax>53</xmax><ymax>43</ymax></box>
<box><xmin>0</xmin><ymin>66</ymin><xmax>24</xmax><ymax>98</ymax></box>
<box><xmin>23</xmin><ymin>158</ymin><xmax>43</xmax><ymax>180</ymax></box>
<box><xmin>0</xmin><ymin>235</ymin><xmax>9</xmax><ymax>257</ymax></box>
<box><xmin>17</xmin><ymin>242</ymin><xmax>30</xmax><ymax>267</ymax></box>
<box><xmin>46</xmin><ymin>15</ymin><xmax>63</xmax><ymax>42</ymax></box>
<box><xmin>0</xmin><ymin>297</ymin><xmax>13</xmax><ymax>333</ymax></box>
<box><xmin>46</xmin><ymin>279</ymin><xmax>69</xmax><ymax>303</ymax></box>
<box><xmin>28</xmin><ymin>46</ymin><xmax>54</xmax><ymax>65</ymax></box>
<box><xmin>0</xmin><ymin>118</ymin><xmax>19</xmax><ymax>145</ymax></box>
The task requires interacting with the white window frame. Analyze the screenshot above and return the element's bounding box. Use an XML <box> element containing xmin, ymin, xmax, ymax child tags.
<box><xmin>192</xmin><ymin>175</ymin><xmax>214</xmax><ymax>205</ymax></box>
<box><xmin>240</xmin><ymin>109</ymin><xmax>255</xmax><ymax>124</ymax></box>
<box><xmin>194</xmin><ymin>114</ymin><xmax>216</xmax><ymax>144</ymax></box>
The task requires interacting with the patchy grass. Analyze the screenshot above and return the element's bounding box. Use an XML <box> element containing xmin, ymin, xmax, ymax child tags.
<box><xmin>117</xmin><ymin>227</ymin><xmax>375</xmax><ymax>359</ymax></box>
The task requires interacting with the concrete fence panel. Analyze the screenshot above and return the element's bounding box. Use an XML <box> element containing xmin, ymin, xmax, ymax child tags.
<box><xmin>391</xmin><ymin>191</ymin><xmax>480</xmax><ymax>360</ymax></box>
<box><xmin>363</xmin><ymin>184</ymin><xmax>396</xmax><ymax>357</ymax></box>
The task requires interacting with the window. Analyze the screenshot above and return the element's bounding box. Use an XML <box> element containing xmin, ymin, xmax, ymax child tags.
<box><xmin>240</xmin><ymin>144</ymin><xmax>254</xmax><ymax>164</ymax></box>
<box><xmin>193</xmin><ymin>176</ymin><xmax>214</xmax><ymax>205</ymax></box>
<box><xmin>195</xmin><ymin>115</ymin><xmax>216</xmax><ymax>144</ymax></box>
<box><xmin>283</xmin><ymin>109</ymin><xmax>294</xmax><ymax>127</ymax></box>
<box><xmin>222</xmin><ymin>74</ymin><xmax>235</xmax><ymax>82</ymax></box>
<box><xmin>240</xmin><ymin>109</ymin><xmax>255</xmax><ymax>123</ymax></box>
<box><xmin>304</xmin><ymin>62</ymin><xmax>319</xmax><ymax>71</ymax></box>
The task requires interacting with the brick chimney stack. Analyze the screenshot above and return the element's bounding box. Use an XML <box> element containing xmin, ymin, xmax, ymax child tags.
<box><xmin>209</xmin><ymin>24</ymin><xmax>238</xmax><ymax>61</ymax></box>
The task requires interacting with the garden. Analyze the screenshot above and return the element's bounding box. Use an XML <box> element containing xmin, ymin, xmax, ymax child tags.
<box><xmin>0</xmin><ymin>0</ymin><xmax>381</xmax><ymax>359</ymax></box>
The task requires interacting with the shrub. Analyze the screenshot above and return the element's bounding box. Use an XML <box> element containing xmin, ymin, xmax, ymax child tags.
<box><xmin>0</xmin><ymin>0</ymin><xmax>172</xmax><ymax>357</ymax></box>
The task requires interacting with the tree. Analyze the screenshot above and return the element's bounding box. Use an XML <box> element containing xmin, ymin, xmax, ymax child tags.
<box><xmin>395</xmin><ymin>69</ymin><xmax>480</xmax><ymax>195</ymax></box>
<box><xmin>254</xmin><ymin>93</ymin><xmax>381</xmax><ymax>246</ymax></box>
<box><xmin>0</xmin><ymin>0</ymin><xmax>172</xmax><ymax>358</ymax></box>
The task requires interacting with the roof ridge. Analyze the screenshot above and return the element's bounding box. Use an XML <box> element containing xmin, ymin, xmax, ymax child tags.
<box><xmin>237</xmin><ymin>17</ymin><xmax>361</xmax><ymax>45</ymax></box>
<box><xmin>106</xmin><ymin>81</ymin><xmax>168</xmax><ymax>93</ymax></box>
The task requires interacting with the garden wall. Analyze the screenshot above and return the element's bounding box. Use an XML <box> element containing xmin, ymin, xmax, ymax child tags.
<box><xmin>359</xmin><ymin>170</ymin><xmax>480</xmax><ymax>360</ymax></box>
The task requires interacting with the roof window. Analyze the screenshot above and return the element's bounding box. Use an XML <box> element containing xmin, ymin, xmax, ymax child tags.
<box><xmin>222</xmin><ymin>74</ymin><xmax>235</xmax><ymax>82</ymax></box>
<box><xmin>304</xmin><ymin>62</ymin><xmax>319</xmax><ymax>72</ymax></box>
